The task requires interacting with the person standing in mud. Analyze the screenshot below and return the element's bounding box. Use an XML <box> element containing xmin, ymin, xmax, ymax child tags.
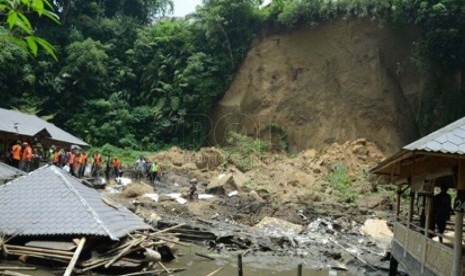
<box><xmin>433</xmin><ymin>186</ymin><xmax>453</xmax><ymax>243</ymax></box>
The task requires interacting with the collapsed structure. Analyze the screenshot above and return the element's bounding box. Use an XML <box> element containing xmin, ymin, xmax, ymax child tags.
<box><xmin>0</xmin><ymin>166</ymin><xmax>161</xmax><ymax>275</ymax></box>
<box><xmin>0</xmin><ymin>162</ymin><xmax>25</xmax><ymax>184</ymax></box>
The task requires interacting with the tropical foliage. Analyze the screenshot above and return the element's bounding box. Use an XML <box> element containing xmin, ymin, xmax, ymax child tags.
<box><xmin>1</xmin><ymin>0</ymin><xmax>465</xmax><ymax>150</ymax></box>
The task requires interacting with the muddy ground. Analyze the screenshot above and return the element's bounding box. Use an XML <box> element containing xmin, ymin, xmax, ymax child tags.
<box><xmin>102</xmin><ymin>139</ymin><xmax>399</xmax><ymax>275</ymax></box>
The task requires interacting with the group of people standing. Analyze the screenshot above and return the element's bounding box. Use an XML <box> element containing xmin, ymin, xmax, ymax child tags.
<box><xmin>6</xmin><ymin>140</ymin><xmax>163</xmax><ymax>185</ymax></box>
<box><xmin>9</xmin><ymin>140</ymin><xmax>36</xmax><ymax>172</ymax></box>
<box><xmin>134</xmin><ymin>156</ymin><xmax>161</xmax><ymax>185</ymax></box>
<box><xmin>49</xmin><ymin>146</ymin><xmax>123</xmax><ymax>179</ymax></box>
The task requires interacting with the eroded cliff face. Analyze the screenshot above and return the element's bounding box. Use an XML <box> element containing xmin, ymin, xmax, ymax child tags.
<box><xmin>210</xmin><ymin>20</ymin><xmax>423</xmax><ymax>154</ymax></box>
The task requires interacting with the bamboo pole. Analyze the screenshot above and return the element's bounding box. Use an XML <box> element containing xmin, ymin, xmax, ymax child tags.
<box><xmin>64</xmin><ymin>237</ymin><xmax>86</xmax><ymax>276</ymax></box>
<box><xmin>0</xmin><ymin>271</ymin><xmax>32</xmax><ymax>276</ymax></box>
<box><xmin>151</xmin><ymin>223</ymin><xmax>186</xmax><ymax>236</ymax></box>
<box><xmin>5</xmin><ymin>245</ymin><xmax>74</xmax><ymax>256</ymax></box>
<box><xmin>0</xmin><ymin>267</ymin><xmax>36</xmax><ymax>271</ymax></box>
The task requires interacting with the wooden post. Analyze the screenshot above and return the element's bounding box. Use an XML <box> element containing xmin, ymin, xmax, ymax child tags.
<box><xmin>404</xmin><ymin>192</ymin><xmax>414</xmax><ymax>257</ymax></box>
<box><xmin>408</xmin><ymin>192</ymin><xmax>414</xmax><ymax>223</ymax></box>
<box><xmin>452</xmin><ymin>160</ymin><xmax>465</xmax><ymax>276</ymax></box>
<box><xmin>421</xmin><ymin>193</ymin><xmax>432</xmax><ymax>273</ymax></box>
<box><xmin>396</xmin><ymin>184</ymin><xmax>402</xmax><ymax>220</ymax></box>
<box><xmin>388</xmin><ymin>256</ymin><xmax>398</xmax><ymax>276</ymax></box>
<box><xmin>64</xmin><ymin>237</ymin><xmax>86</xmax><ymax>276</ymax></box>
<box><xmin>297</xmin><ymin>263</ymin><xmax>302</xmax><ymax>276</ymax></box>
<box><xmin>237</xmin><ymin>254</ymin><xmax>243</xmax><ymax>276</ymax></box>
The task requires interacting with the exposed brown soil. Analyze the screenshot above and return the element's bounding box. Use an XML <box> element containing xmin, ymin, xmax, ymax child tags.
<box><xmin>210</xmin><ymin>19</ymin><xmax>422</xmax><ymax>155</ymax></box>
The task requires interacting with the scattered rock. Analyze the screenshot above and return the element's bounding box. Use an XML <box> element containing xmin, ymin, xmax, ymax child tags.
<box><xmin>122</xmin><ymin>183</ymin><xmax>153</xmax><ymax>198</ymax></box>
<box><xmin>253</xmin><ymin>216</ymin><xmax>304</xmax><ymax>237</ymax></box>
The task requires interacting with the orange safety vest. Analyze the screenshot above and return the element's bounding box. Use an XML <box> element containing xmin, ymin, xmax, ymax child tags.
<box><xmin>53</xmin><ymin>151</ymin><xmax>61</xmax><ymax>163</ymax></box>
<box><xmin>12</xmin><ymin>145</ymin><xmax>21</xmax><ymax>160</ymax></box>
<box><xmin>22</xmin><ymin>146</ymin><xmax>33</xmax><ymax>161</ymax></box>
<box><xmin>94</xmin><ymin>154</ymin><xmax>101</xmax><ymax>165</ymax></box>
<box><xmin>68</xmin><ymin>152</ymin><xmax>75</xmax><ymax>164</ymax></box>
<box><xmin>79</xmin><ymin>153</ymin><xmax>87</xmax><ymax>164</ymax></box>
<box><xmin>112</xmin><ymin>159</ymin><xmax>120</xmax><ymax>168</ymax></box>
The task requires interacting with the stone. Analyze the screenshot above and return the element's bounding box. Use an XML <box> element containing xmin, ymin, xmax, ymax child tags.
<box><xmin>206</xmin><ymin>173</ymin><xmax>238</xmax><ymax>195</ymax></box>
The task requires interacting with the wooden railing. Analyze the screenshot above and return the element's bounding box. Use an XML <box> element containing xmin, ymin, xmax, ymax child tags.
<box><xmin>394</xmin><ymin>221</ymin><xmax>465</xmax><ymax>275</ymax></box>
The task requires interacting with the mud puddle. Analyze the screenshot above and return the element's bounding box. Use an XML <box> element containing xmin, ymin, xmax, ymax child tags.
<box><xmin>173</xmin><ymin>244</ymin><xmax>352</xmax><ymax>276</ymax></box>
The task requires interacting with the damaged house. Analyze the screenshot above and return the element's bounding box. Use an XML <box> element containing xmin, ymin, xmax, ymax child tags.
<box><xmin>0</xmin><ymin>165</ymin><xmax>160</xmax><ymax>275</ymax></box>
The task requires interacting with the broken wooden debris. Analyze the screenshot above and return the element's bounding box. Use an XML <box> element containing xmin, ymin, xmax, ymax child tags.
<box><xmin>0</xmin><ymin>267</ymin><xmax>35</xmax><ymax>271</ymax></box>
<box><xmin>63</xmin><ymin>237</ymin><xmax>86</xmax><ymax>276</ymax></box>
<box><xmin>1</xmin><ymin>223</ymin><xmax>186</xmax><ymax>275</ymax></box>
<box><xmin>0</xmin><ymin>270</ymin><xmax>32</xmax><ymax>276</ymax></box>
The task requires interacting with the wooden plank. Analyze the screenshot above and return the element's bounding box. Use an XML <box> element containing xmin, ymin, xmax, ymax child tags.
<box><xmin>0</xmin><ymin>267</ymin><xmax>35</xmax><ymax>271</ymax></box>
<box><xmin>0</xmin><ymin>271</ymin><xmax>32</xmax><ymax>276</ymax></box>
<box><xmin>6</xmin><ymin>245</ymin><xmax>74</xmax><ymax>256</ymax></box>
<box><xmin>64</xmin><ymin>237</ymin><xmax>86</xmax><ymax>276</ymax></box>
<box><xmin>399</xmin><ymin>156</ymin><xmax>456</xmax><ymax>178</ymax></box>
<box><xmin>25</xmin><ymin>241</ymin><xmax>76</xmax><ymax>251</ymax></box>
<box><xmin>6</xmin><ymin>250</ymin><xmax>72</xmax><ymax>260</ymax></box>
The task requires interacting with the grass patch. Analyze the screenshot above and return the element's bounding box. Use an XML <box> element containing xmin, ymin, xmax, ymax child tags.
<box><xmin>327</xmin><ymin>162</ymin><xmax>356</xmax><ymax>203</ymax></box>
<box><xmin>223</xmin><ymin>132</ymin><xmax>270</xmax><ymax>171</ymax></box>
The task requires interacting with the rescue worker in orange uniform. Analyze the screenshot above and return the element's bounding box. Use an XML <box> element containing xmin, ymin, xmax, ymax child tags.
<box><xmin>92</xmin><ymin>151</ymin><xmax>102</xmax><ymax>177</ymax></box>
<box><xmin>112</xmin><ymin>158</ymin><xmax>121</xmax><ymax>178</ymax></box>
<box><xmin>67</xmin><ymin>149</ymin><xmax>76</xmax><ymax>176</ymax></box>
<box><xmin>53</xmin><ymin>148</ymin><xmax>62</xmax><ymax>166</ymax></box>
<box><xmin>78</xmin><ymin>152</ymin><xmax>87</xmax><ymax>178</ymax></box>
<box><xmin>21</xmin><ymin>142</ymin><xmax>33</xmax><ymax>172</ymax></box>
<box><xmin>11</xmin><ymin>140</ymin><xmax>22</xmax><ymax>168</ymax></box>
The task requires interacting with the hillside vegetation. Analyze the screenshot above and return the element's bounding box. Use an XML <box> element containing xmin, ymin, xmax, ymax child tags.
<box><xmin>1</xmin><ymin>0</ymin><xmax>464</xmax><ymax>151</ymax></box>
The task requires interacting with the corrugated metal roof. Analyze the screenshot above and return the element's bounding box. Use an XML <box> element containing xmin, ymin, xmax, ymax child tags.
<box><xmin>404</xmin><ymin>117</ymin><xmax>465</xmax><ymax>154</ymax></box>
<box><xmin>0</xmin><ymin>162</ymin><xmax>25</xmax><ymax>183</ymax></box>
<box><xmin>0</xmin><ymin>166</ymin><xmax>151</xmax><ymax>240</ymax></box>
<box><xmin>0</xmin><ymin>108</ymin><xmax>88</xmax><ymax>146</ymax></box>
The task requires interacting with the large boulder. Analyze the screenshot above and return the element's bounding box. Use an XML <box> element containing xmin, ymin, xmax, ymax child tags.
<box><xmin>206</xmin><ymin>173</ymin><xmax>238</xmax><ymax>195</ymax></box>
